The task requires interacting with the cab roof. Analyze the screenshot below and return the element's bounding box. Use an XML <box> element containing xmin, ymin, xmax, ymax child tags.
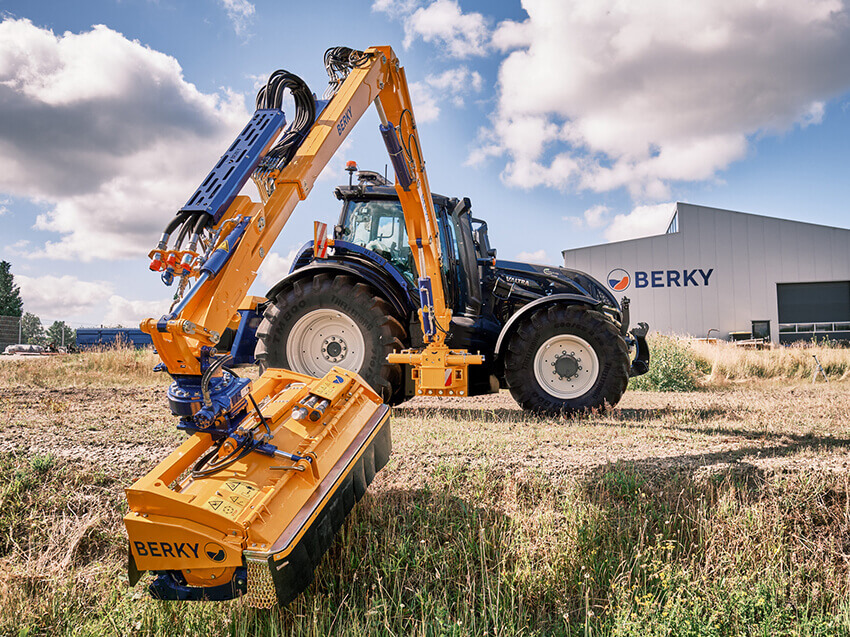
<box><xmin>334</xmin><ymin>184</ymin><xmax>451</xmax><ymax>208</ymax></box>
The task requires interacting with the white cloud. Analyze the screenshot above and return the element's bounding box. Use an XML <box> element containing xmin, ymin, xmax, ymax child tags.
<box><xmin>0</xmin><ymin>19</ymin><xmax>249</xmax><ymax>261</ymax></box>
<box><xmin>564</xmin><ymin>204</ymin><xmax>609</xmax><ymax>228</ymax></box>
<box><xmin>410</xmin><ymin>66</ymin><xmax>485</xmax><ymax>122</ymax></box>
<box><xmin>0</xmin><ymin>197</ymin><xmax>9</xmax><ymax>216</ymax></box>
<box><xmin>372</xmin><ymin>0</ymin><xmax>421</xmax><ymax>16</ymax></box>
<box><xmin>376</xmin><ymin>0</ymin><xmax>490</xmax><ymax>58</ymax></box>
<box><xmin>583</xmin><ymin>204</ymin><xmax>609</xmax><ymax>229</ymax></box>
<box><xmin>604</xmin><ymin>202</ymin><xmax>675</xmax><ymax>242</ymax></box>
<box><xmin>218</xmin><ymin>0</ymin><xmax>256</xmax><ymax>36</ymax></box>
<box><xmin>409</xmin><ymin>81</ymin><xmax>441</xmax><ymax>123</ymax></box>
<box><xmin>15</xmin><ymin>271</ymin><xmax>170</xmax><ymax>325</ymax></box>
<box><xmin>104</xmin><ymin>295</ymin><xmax>170</xmax><ymax>327</ymax></box>
<box><xmin>514</xmin><ymin>249</ymin><xmax>549</xmax><ymax>263</ymax></box>
<box><xmin>427</xmin><ymin>67</ymin><xmax>483</xmax><ymax>106</ymax></box>
<box><xmin>490</xmin><ymin>19</ymin><xmax>531</xmax><ymax>52</ymax></box>
<box><xmin>17</xmin><ymin>274</ymin><xmax>112</xmax><ymax>317</ymax></box>
<box><xmin>476</xmin><ymin>0</ymin><xmax>850</xmax><ymax>199</ymax></box>
<box><xmin>258</xmin><ymin>249</ymin><xmax>299</xmax><ymax>287</ymax></box>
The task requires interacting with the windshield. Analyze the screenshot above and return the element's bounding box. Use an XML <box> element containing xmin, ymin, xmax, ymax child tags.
<box><xmin>341</xmin><ymin>200</ymin><xmax>416</xmax><ymax>284</ymax></box>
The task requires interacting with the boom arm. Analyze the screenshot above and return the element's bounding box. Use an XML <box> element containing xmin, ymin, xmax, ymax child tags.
<box><xmin>142</xmin><ymin>45</ymin><xmax>481</xmax><ymax>394</ymax></box>
<box><xmin>125</xmin><ymin>46</ymin><xmax>482</xmax><ymax>607</ymax></box>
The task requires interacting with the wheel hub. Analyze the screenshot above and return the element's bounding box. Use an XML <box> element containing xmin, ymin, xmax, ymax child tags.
<box><xmin>533</xmin><ymin>334</ymin><xmax>600</xmax><ymax>400</ymax></box>
<box><xmin>553</xmin><ymin>352</ymin><xmax>581</xmax><ymax>380</ymax></box>
<box><xmin>322</xmin><ymin>336</ymin><xmax>347</xmax><ymax>362</ymax></box>
<box><xmin>286</xmin><ymin>309</ymin><xmax>366</xmax><ymax>377</ymax></box>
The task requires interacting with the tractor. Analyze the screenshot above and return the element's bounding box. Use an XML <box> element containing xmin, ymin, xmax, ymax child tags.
<box><xmin>253</xmin><ymin>168</ymin><xmax>649</xmax><ymax>414</ymax></box>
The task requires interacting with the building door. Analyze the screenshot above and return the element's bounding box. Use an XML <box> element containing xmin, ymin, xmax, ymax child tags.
<box><xmin>777</xmin><ymin>281</ymin><xmax>850</xmax><ymax>343</ymax></box>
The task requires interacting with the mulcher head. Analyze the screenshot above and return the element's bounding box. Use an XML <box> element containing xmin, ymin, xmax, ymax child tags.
<box><xmin>123</xmin><ymin>367</ymin><xmax>390</xmax><ymax>607</ymax></box>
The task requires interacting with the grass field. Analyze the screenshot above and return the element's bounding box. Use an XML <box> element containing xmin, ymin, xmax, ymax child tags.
<box><xmin>1</xmin><ymin>341</ymin><xmax>849</xmax><ymax>636</ymax></box>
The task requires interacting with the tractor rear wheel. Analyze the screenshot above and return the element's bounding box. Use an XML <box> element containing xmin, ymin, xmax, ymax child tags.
<box><xmin>255</xmin><ymin>274</ymin><xmax>407</xmax><ymax>404</ymax></box>
<box><xmin>504</xmin><ymin>304</ymin><xmax>629</xmax><ymax>415</ymax></box>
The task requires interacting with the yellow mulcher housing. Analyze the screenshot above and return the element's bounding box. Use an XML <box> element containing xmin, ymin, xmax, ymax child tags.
<box><xmin>124</xmin><ymin>46</ymin><xmax>481</xmax><ymax>607</ymax></box>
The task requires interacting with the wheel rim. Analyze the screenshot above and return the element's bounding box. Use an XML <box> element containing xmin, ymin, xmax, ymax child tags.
<box><xmin>286</xmin><ymin>309</ymin><xmax>366</xmax><ymax>377</ymax></box>
<box><xmin>533</xmin><ymin>334</ymin><xmax>600</xmax><ymax>400</ymax></box>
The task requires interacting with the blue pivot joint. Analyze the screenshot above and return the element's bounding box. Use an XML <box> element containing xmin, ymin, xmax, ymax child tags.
<box><xmin>167</xmin><ymin>371</ymin><xmax>252</xmax><ymax>436</ymax></box>
<box><xmin>180</xmin><ymin>109</ymin><xmax>287</xmax><ymax>224</ymax></box>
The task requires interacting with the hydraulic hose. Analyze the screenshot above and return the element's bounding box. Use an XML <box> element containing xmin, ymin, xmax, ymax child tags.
<box><xmin>254</xmin><ymin>71</ymin><xmax>315</xmax><ymax>172</ymax></box>
<box><xmin>201</xmin><ymin>354</ymin><xmax>233</xmax><ymax>408</ymax></box>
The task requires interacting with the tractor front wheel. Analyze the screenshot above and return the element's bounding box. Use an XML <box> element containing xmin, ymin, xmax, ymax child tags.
<box><xmin>254</xmin><ymin>274</ymin><xmax>407</xmax><ymax>404</ymax></box>
<box><xmin>504</xmin><ymin>304</ymin><xmax>629</xmax><ymax>415</ymax></box>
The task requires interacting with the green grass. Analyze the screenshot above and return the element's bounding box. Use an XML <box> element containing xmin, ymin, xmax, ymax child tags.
<box><xmin>1</xmin><ymin>452</ymin><xmax>848</xmax><ymax>636</ymax></box>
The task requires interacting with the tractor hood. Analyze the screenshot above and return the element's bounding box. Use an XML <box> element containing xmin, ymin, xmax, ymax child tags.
<box><xmin>494</xmin><ymin>260</ymin><xmax>620</xmax><ymax>310</ymax></box>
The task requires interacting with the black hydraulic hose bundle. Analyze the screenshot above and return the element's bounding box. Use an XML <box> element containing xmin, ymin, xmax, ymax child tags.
<box><xmin>155</xmin><ymin>67</ymin><xmax>319</xmax><ymax>293</ymax></box>
<box><xmin>201</xmin><ymin>354</ymin><xmax>233</xmax><ymax>408</ymax></box>
<box><xmin>255</xmin><ymin>71</ymin><xmax>316</xmax><ymax>171</ymax></box>
<box><xmin>323</xmin><ymin>47</ymin><xmax>369</xmax><ymax>98</ymax></box>
<box><xmin>156</xmin><ymin>47</ymin><xmax>370</xmax><ymax>264</ymax></box>
<box><xmin>192</xmin><ymin>434</ymin><xmax>257</xmax><ymax>478</ymax></box>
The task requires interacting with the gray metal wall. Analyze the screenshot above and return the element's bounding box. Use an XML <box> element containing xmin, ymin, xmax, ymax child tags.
<box><xmin>561</xmin><ymin>203</ymin><xmax>850</xmax><ymax>342</ymax></box>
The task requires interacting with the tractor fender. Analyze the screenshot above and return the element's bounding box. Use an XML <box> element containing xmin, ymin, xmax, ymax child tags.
<box><xmin>264</xmin><ymin>259</ymin><xmax>413</xmax><ymax>321</ymax></box>
<box><xmin>493</xmin><ymin>293</ymin><xmax>605</xmax><ymax>357</ymax></box>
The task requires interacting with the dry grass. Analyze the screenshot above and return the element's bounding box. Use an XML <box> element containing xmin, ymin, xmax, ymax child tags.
<box><xmin>689</xmin><ymin>338</ymin><xmax>850</xmax><ymax>383</ymax></box>
<box><xmin>0</xmin><ymin>346</ymin><xmax>163</xmax><ymax>388</ymax></box>
<box><xmin>1</xmin><ymin>350</ymin><xmax>849</xmax><ymax>635</ymax></box>
<box><xmin>632</xmin><ymin>336</ymin><xmax>850</xmax><ymax>393</ymax></box>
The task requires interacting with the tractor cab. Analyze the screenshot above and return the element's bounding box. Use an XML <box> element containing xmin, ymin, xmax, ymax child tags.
<box><xmin>334</xmin><ymin>175</ymin><xmax>486</xmax><ymax>321</ymax></box>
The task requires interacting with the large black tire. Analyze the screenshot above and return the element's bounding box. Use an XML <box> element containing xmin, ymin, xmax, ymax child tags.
<box><xmin>254</xmin><ymin>273</ymin><xmax>407</xmax><ymax>404</ymax></box>
<box><xmin>504</xmin><ymin>304</ymin><xmax>629</xmax><ymax>415</ymax></box>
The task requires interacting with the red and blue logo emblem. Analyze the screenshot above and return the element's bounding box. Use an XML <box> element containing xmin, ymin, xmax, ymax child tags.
<box><xmin>607</xmin><ymin>268</ymin><xmax>630</xmax><ymax>291</ymax></box>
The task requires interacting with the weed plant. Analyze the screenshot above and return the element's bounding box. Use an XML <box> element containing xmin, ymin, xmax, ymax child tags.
<box><xmin>629</xmin><ymin>336</ymin><xmax>705</xmax><ymax>392</ymax></box>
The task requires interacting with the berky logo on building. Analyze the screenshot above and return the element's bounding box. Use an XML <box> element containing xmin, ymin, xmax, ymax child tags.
<box><xmin>607</xmin><ymin>268</ymin><xmax>714</xmax><ymax>289</ymax></box>
<box><xmin>607</xmin><ymin>268</ymin><xmax>631</xmax><ymax>291</ymax></box>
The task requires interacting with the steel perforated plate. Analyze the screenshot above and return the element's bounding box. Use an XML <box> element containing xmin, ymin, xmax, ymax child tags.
<box><xmin>245</xmin><ymin>559</ymin><xmax>276</xmax><ymax>609</ymax></box>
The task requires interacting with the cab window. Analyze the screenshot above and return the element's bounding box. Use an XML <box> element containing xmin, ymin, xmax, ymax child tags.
<box><xmin>341</xmin><ymin>200</ymin><xmax>415</xmax><ymax>284</ymax></box>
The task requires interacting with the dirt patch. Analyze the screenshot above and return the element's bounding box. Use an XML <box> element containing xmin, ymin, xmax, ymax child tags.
<box><xmin>389</xmin><ymin>383</ymin><xmax>850</xmax><ymax>485</ymax></box>
<box><xmin>0</xmin><ymin>386</ymin><xmax>182</xmax><ymax>476</ymax></box>
<box><xmin>4</xmin><ymin>382</ymin><xmax>843</xmax><ymax>488</ymax></box>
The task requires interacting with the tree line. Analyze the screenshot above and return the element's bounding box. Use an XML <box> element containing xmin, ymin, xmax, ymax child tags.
<box><xmin>0</xmin><ymin>260</ymin><xmax>76</xmax><ymax>346</ymax></box>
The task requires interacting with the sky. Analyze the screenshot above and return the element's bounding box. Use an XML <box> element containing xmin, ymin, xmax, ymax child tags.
<box><xmin>1</xmin><ymin>0</ymin><xmax>849</xmax><ymax>326</ymax></box>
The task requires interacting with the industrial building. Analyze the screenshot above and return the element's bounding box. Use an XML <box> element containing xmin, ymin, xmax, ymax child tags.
<box><xmin>562</xmin><ymin>203</ymin><xmax>850</xmax><ymax>344</ymax></box>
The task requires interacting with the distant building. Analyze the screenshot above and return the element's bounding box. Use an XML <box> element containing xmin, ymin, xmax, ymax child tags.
<box><xmin>562</xmin><ymin>203</ymin><xmax>850</xmax><ymax>344</ymax></box>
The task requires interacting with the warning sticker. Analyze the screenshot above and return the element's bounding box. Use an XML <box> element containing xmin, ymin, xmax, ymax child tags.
<box><xmin>202</xmin><ymin>480</ymin><xmax>259</xmax><ymax>520</ymax></box>
<box><xmin>204</xmin><ymin>498</ymin><xmax>241</xmax><ymax>519</ymax></box>
<box><xmin>223</xmin><ymin>480</ymin><xmax>258</xmax><ymax>499</ymax></box>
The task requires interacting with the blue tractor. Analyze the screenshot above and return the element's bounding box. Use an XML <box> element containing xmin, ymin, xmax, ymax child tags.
<box><xmin>253</xmin><ymin>169</ymin><xmax>649</xmax><ymax>414</ymax></box>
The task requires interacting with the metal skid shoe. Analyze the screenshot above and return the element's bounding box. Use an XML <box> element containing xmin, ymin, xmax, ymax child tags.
<box><xmin>124</xmin><ymin>366</ymin><xmax>391</xmax><ymax>608</ymax></box>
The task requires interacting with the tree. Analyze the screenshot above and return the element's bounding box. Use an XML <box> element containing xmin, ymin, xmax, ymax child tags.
<box><xmin>0</xmin><ymin>261</ymin><xmax>23</xmax><ymax>317</ymax></box>
<box><xmin>46</xmin><ymin>321</ymin><xmax>75</xmax><ymax>347</ymax></box>
<box><xmin>21</xmin><ymin>312</ymin><xmax>45</xmax><ymax>345</ymax></box>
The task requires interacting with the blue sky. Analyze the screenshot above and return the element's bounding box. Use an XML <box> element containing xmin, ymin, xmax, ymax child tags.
<box><xmin>1</xmin><ymin>0</ymin><xmax>849</xmax><ymax>326</ymax></box>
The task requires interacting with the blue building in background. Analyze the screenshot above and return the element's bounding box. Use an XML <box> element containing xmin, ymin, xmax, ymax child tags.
<box><xmin>75</xmin><ymin>328</ymin><xmax>153</xmax><ymax>349</ymax></box>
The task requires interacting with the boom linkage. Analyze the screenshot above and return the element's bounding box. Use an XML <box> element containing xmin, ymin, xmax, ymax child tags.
<box><xmin>141</xmin><ymin>44</ymin><xmax>481</xmax><ymax>396</ymax></box>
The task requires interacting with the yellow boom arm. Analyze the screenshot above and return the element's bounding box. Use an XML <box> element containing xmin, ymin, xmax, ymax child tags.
<box><xmin>141</xmin><ymin>45</ymin><xmax>481</xmax><ymax>393</ymax></box>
